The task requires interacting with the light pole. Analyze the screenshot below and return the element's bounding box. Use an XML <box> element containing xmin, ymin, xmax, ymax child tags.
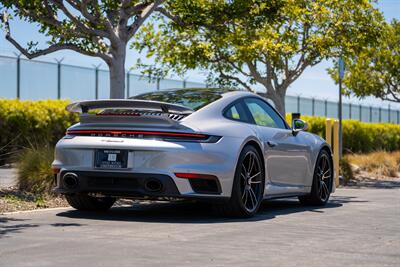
<box><xmin>55</xmin><ymin>57</ymin><xmax>64</xmax><ymax>99</ymax></box>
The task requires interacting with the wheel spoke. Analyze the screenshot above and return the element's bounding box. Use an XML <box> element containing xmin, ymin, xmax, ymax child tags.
<box><xmin>249</xmin><ymin>172</ymin><xmax>261</xmax><ymax>183</ymax></box>
<box><xmin>243</xmin><ymin>190</ymin><xmax>249</xmax><ymax>207</ymax></box>
<box><xmin>242</xmin><ymin>188</ymin><xmax>248</xmax><ymax>200</ymax></box>
<box><xmin>322</xmin><ymin>181</ymin><xmax>329</xmax><ymax>199</ymax></box>
<box><xmin>249</xmin><ymin>188</ymin><xmax>258</xmax><ymax>209</ymax></box>
<box><xmin>248</xmin><ymin>189</ymin><xmax>255</xmax><ymax>209</ymax></box>
<box><xmin>322</xmin><ymin>169</ymin><xmax>331</xmax><ymax>180</ymax></box>
<box><xmin>242</xmin><ymin>163</ymin><xmax>248</xmax><ymax>174</ymax></box>
<box><xmin>317</xmin><ymin>166</ymin><xmax>322</xmax><ymax>175</ymax></box>
<box><xmin>248</xmin><ymin>154</ymin><xmax>254</xmax><ymax>175</ymax></box>
<box><xmin>318</xmin><ymin>180</ymin><xmax>323</xmax><ymax>198</ymax></box>
<box><xmin>320</xmin><ymin>156</ymin><xmax>326</xmax><ymax>172</ymax></box>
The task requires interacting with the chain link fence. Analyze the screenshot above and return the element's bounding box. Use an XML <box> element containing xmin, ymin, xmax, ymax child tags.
<box><xmin>0</xmin><ymin>54</ymin><xmax>399</xmax><ymax>124</ymax></box>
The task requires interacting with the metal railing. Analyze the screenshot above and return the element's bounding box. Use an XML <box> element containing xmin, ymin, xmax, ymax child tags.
<box><xmin>0</xmin><ymin>54</ymin><xmax>399</xmax><ymax>124</ymax></box>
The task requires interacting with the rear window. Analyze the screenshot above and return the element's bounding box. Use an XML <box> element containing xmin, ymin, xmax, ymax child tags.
<box><xmin>134</xmin><ymin>88</ymin><xmax>232</xmax><ymax>111</ymax></box>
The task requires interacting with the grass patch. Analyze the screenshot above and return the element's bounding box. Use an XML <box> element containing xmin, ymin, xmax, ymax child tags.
<box><xmin>345</xmin><ymin>151</ymin><xmax>400</xmax><ymax>178</ymax></box>
<box><xmin>340</xmin><ymin>158</ymin><xmax>354</xmax><ymax>185</ymax></box>
<box><xmin>0</xmin><ymin>189</ymin><xmax>67</xmax><ymax>213</ymax></box>
<box><xmin>16</xmin><ymin>144</ymin><xmax>54</xmax><ymax>194</ymax></box>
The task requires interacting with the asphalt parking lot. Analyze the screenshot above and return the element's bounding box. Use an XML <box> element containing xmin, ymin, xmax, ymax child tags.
<box><xmin>1</xmin><ymin>187</ymin><xmax>399</xmax><ymax>267</ymax></box>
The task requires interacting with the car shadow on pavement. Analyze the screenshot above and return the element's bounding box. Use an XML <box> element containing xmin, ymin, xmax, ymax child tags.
<box><xmin>0</xmin><ymin>217</ymin><xmax>85</xmax><ymax>238</ymax></box>
<box><xmin>56</xmin><ymin>195</ymin><xmax>358</xmax><ymax>224</ymax></box>
<box><xmin>0</xmin><ymin>217</ymin><xmax>39</xmax><ymax>238</ymax></box>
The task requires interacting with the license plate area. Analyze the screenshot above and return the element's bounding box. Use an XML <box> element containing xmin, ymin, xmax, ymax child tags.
<box><xmin>94</xmin><ymin>149</ymin><xmax>128</xmax><ymax>169</ymax></box>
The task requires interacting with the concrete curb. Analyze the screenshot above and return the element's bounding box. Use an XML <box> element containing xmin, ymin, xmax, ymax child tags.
<box><xmin>1</xmin><ymin>206</ymin><xmax>70</xmax><ymax>216</ymax></box>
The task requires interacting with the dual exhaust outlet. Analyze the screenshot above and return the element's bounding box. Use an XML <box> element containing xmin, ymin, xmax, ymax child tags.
<box><xmin>62</xmin><ymin>172</ymin><xmax>163</xmax><ymax>193</ymax></box>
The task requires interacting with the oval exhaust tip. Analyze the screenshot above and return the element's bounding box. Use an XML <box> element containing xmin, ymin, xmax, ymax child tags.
<box><xmin>144</xmin><ymin>179</ymin><xmax>163</xmax><ymax>192</ymax></box>
<box><xmin>63</xmin><ymin>172</ymin><xmax>79</xmax><ymax>189</ymax></box>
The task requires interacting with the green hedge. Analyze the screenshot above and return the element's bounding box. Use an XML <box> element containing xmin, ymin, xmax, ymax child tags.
<box><xmin>0</xmin><ymin>100</ymin><xmax>399</xmax><ymax>163</ymax></box>
<box><xmin>292</xmin><ymin>115</ymin><xmax>400</xmax><ymax>153</ymax></box>
<box><xmin>0</xmin><ymin>99</ymin><xmax>78</xmax><ymax>163</ymax></box>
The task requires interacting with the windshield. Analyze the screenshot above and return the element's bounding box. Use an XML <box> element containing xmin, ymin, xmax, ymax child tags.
<box><xmin>134</xmin><ymin>88</ymin><xmax>234</xmax><ymax>111</ymax></box>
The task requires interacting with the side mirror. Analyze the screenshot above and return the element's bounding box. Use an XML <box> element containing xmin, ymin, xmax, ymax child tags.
<box><xmin>292</xmin><ymin>119</ymin><xmax>308</xmax><ymax>135</ymax></box>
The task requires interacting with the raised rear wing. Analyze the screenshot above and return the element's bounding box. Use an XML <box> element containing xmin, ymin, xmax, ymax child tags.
<box><xmin>66</xmin><ymin>99</ymin><xmax>193</xmax><ymax>114</ymax></box>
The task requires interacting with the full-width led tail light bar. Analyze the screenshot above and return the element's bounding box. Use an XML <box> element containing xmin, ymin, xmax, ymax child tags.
<box><xmin>66</xmin><ymin>129</ymin><xmax>221</xmax><ymax>143</ymax></box>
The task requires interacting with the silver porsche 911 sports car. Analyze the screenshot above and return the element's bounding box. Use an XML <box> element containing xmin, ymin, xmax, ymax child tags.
<box><xmin>52</xmin><ymin>88</ymin><xmax>334</xmax><ymax>217</ymax></box>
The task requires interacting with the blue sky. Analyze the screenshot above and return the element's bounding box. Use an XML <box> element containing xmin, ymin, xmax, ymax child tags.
<box><xmin>0</xmin><ymin>0</ymin><xmax>399</xmax><ymax>108</ymax></box>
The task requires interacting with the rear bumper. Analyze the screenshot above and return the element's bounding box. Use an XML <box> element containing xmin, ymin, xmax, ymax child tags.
<box><xmin>52</xmin><ymin>135</ymin><xmax>243</xmax><ymax>198</ymax></box>
<box><xmin>54</xmin><ymin>171</ymin><xmax>181</xmax><ymax>197</ymax></box>
<box><xmin>54</xmin><ymin>170</ymin><xmax>225</xmax><ymax>200</ymax></box>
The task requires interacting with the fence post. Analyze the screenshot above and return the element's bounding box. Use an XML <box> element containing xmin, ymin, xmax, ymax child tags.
<box><xmin>369</xmin><ymin>106</ymin><xmax>372</xmax><ymax>122</ymax></box>
<box><xmin>312</xmin><ymin>98</ymin><xmax>315</xmax><ymax>116</ymax></box>
<box><xmin>359</xmin><ymin>105</ymin><xmax>362</xmax><ymax>121</ymax></box>
<box><xmin>388</xmin><ymin>104</ymin><xmax>391</xmax><ymax>123</ymax></box>
<box><xmin>349</xmin><ymin>103</ymin><xmax>352</xmax><ymax>119</ymax></box>
<box><xmin>55</xmin><ymin>58</ymin><xmax>64</xmax><ymax>99</ymax></box>
<box><xmin>14</xmin><ymin>53</ymin><xmax>21</xmax><ymax>99</ymax></box>
<box><xmin>183</xmin><ymin>78</ymin><xmax>187</xmax><ymax>89</ymax></box>
<box><xmin>297</xmin><ymin>95</ymin><xmax>300</xmax><ymax>113</ymax></box>
<box><xmin>92</xmin><ymin>64</ymin><xmax>101</xmax><ymax>99</ymax></box>
<box><xmin>156</xmin><ymin>78</ymin><xmax>160</xmax><ymax>91</ymax></box>
<box><xmin>379</xmin><ymin>107</ymin><xmax>382</xmax><ymax>122</ymax></box>
<box><xmin>397</xmin><ymin>110</ymin><xmax>400</xmax><ymax>124</ymax></box>
<box><xmin>126</xmin><ymin>70</ymin><xmax>130</xmax><ymax>98</ymax></box>
<box><xmin>324</xmin><ymin>100</ymin><xmax>328</xmax><ymax>117</ymax></box>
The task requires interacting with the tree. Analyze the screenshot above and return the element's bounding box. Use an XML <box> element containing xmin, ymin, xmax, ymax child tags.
<box><xmin>0</xmin><ymin>0</ymin><xmax>164</xmax><ymax>99</ymax></box>
<box><xmin>134</xmin><ymin>0</ymin><xmax>384</xmax><ymax>115</ymax></box>
<box><xmin>329</xmin><ymin>20</ymin><xmax>400</xmax><ymax>103</ymax></box>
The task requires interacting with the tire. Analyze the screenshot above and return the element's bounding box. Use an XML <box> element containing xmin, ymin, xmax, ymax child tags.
<box><xmin>215</xmin><ymin>145</ymin><xmax>265</xmax><ymax>217</ymax></box>
<box><xmin>65</xmin><ymin>194</ymin><xmax>116</xmax><ymax>211</ymax></box>
<box><xmin>299</xmin><ymin>149</ymin><xmax>333</xmax><ymax>206</ymax></box>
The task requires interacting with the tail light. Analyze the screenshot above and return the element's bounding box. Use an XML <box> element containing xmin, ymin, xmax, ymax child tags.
<box><xmin>66</xmin><ymin>129</ymin><xmax>221</xmax><ymax>143</ymax></box>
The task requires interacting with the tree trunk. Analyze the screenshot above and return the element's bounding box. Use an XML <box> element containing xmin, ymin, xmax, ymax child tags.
<box><xmin>273</xmin><ymin>93</ymin><xmax>286</xmax><ymax>117</ymax></box>
<box><xmin>108</xmin><ymin>45</ymin><xmax>126</xmax><ymax>99</ymax></box>
<box><xmin>258</xmin><ymin>90</ymin><xmax>286</xmax><ymax>116</ymax></box>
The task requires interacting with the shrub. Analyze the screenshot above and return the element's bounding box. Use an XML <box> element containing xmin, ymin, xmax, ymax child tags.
<box><xmin>0</xmin><ymin>99</ymin><xmax>79</xmax><ymax>164</ymax></box>
<box><xmin>286</xmin><ymin>115</ymin><xmax>400</xmax><ymax>153</ymax></box>
<box><xmin>339</xmin><ymin>158</ymin><xmax>354</xmax><ymax>184</ymax></box>
<box><xmin>16</xmin><ymin>144</ymin><xmax>55</xmax><ymax>194</ymax></box>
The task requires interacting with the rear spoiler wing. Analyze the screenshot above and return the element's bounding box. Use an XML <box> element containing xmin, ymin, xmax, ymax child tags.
<box><xmin>66</xmin><ymin>99</ymin><xmax>193</xmax><ymax>114</ymax></box>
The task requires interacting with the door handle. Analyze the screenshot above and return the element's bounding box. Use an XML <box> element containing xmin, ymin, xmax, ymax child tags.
<box><xmin>266</xmin><ymin>141</ymin><xmax>277</xmax><ymax>147</ymax></box>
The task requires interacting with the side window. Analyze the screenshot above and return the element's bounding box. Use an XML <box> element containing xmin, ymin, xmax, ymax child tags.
<box><xmin>224</xmin><ymin>101</ymin><xmax>250</xmax><ymax>122</ymax></box>
<box><xmin>244</xmin><ymin>98</ymin><xmax>286</xmax><ymax>129</ymax></box>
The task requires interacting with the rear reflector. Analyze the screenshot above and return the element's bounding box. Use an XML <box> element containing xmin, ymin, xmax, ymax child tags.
<box><xmin>175</xmin><ymin>173</ymin><xmax>217</xmax><ymax>180</ymax></box>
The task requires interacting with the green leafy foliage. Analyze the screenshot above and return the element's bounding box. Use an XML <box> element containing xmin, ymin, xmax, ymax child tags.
<box><xmin>133</xmin><ymin>0</ymin><xmax>385</xmax><ymax>114</ymax></box>
<box><xmin>329</xmin><ymin>20</ymin><xmax>400</xmax><ymax>103</ymax></box>
<box><xmin>0</xmin><ymin>1</ymin><xmax>163</xmax><ymax>98</ymax></box>
<box><xmin>286</xmin><ymin>115</ymin><xmax>400</xmax><ymax>153</ymax></box>
<box><xmin>0</xmin><ymin>99</ymin><xmax>78</xmax><ymax>164</ymax></box>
